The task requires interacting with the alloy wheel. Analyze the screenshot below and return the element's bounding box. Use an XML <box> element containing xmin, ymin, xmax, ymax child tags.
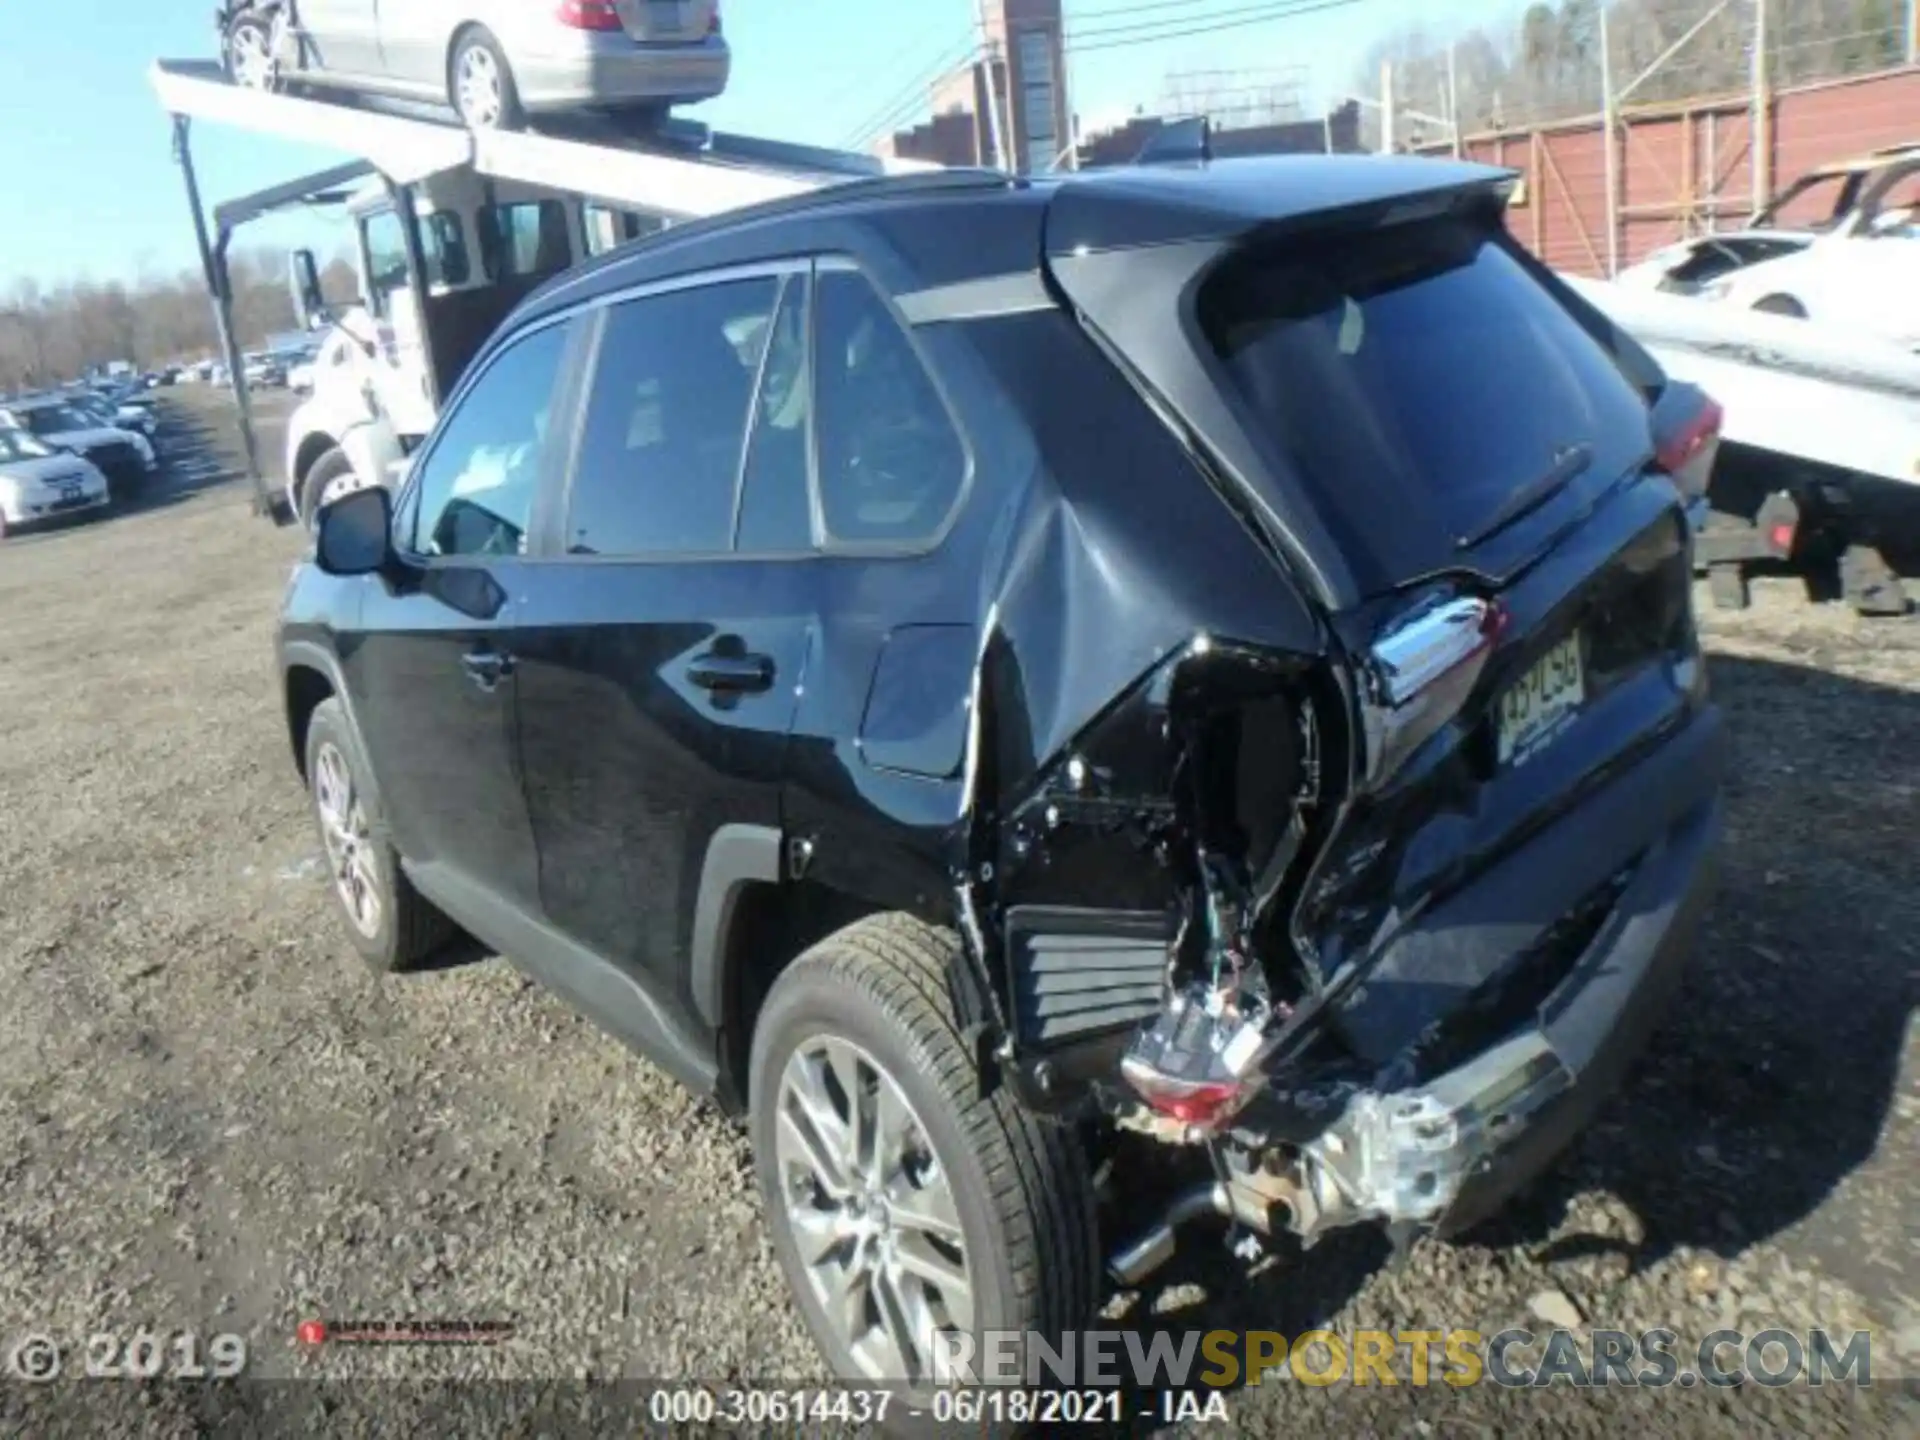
<box><xmin>313</xmin><ymin>742</ymin><xmax>383</xmax><ymax>939</ymax></box>
<box><xmin>455</xmin><ymin>45</ymin><xmax>503</xmax><ymax>129</ymax></box>
<box><xmin>773</xmin><ymin>1036</ymin><xmax>973</xmax><ymax>1384</ymax></box>
<box><xmin>229</xmin><ymin>26</ymin><xmax>275</xmax><ymax>90</ymax></box>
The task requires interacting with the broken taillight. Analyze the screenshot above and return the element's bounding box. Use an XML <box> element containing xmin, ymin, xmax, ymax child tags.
<box><xmin>1360</xmin><ymin>595</ymin><xmax>1505</xmax><ymax>788</ymax></box>
<box><xmin>1120</xmin><ymin>1066</ymin><xmax>1252</xmax><ymax>1129</ymax></box>
<box><xmin>556</xmin><ymin>0</ymin><xmax>623</xmax><ymax>31</ymax></box>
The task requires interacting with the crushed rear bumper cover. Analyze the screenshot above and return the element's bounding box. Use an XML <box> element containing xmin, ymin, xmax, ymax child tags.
<box><xmin>1294</xmin><ymin>706</ymin><xmax>1725</xmax><ymax>1239</ymax></box>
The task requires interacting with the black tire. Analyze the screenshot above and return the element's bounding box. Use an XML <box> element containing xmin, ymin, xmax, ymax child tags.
<box><xmin>748</xmin><ymin>914</ymin><xmax>1100</xmax><ymax>1420</ymax></box>
<box><xmin>1753</xmin><ymin>293</ymin><xmax>1806</xmax><ymax>318</ymax></box>
<box><xmin>303</xmin><ymin>698</ymin><xmax>455</xmax><ymax>973</ymax></box>
<box><xmin>223</xmin><ymin>13</ymin><xmax>280</xmax><ymax>92</ymax></box>
<box><xmin>448</xmin><ymin>26</ymin><xmax>524</xmax><ymax>131</ymax></box>
<box><xmin>299</xmin><ymin>446</ymin><xmax>354</xmax><ymax>532</ymax></box>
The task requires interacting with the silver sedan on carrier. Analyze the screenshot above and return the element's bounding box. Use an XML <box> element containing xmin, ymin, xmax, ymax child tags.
<box><xmin>0</xmin><ymin>429</ymin><xmax>111</xmax><ymax>541</ymax></box>
<box><xmin>219</xmin><ymin>0</ymin><xmax>730</xmax><ymax>130</ymax></box>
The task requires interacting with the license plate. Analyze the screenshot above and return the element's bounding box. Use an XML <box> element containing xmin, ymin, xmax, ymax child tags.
<box><xmin>1497</xmin><ymin>633</ymin><xmax>1585</xmax><ymax>764</ymax></box>
<box><xmin>58</xmin><ymin>484</ymin><xmax>82</xmax><ymax>505</ymax></box>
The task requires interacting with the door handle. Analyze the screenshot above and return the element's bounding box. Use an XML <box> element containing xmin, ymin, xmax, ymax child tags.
<box><xmin>687</xmin><ymin>650</ymin><xmax>774</xmax><ymax>694</ymax></box>
<box><xmin>461</xmin><ymin>647</ymin><xmax>514</xmax><ymax>690</ymax></box>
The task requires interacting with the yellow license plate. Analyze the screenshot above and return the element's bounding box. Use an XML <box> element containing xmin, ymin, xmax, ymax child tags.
<box><xmin>1497</xmin><ymin>633</ymin><xmax>1585</xmax><ymax>765</ymax></box>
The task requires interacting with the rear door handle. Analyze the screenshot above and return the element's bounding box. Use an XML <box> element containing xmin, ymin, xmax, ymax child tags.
<box><xmin>461</xmin><ymin>647</ymin><xmax>514</xmax><ymax>690</ymax></box>
<box><xmin>687</xmin><ymin>650</ymin><xmax>774</xmax><ymax>694</ymax></box>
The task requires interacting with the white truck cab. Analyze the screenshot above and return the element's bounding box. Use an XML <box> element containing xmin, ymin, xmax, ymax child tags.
<box><xmin>283</xmin><ymin>171</ymin><xmax>665</xmax><ymax>524</ymax></box>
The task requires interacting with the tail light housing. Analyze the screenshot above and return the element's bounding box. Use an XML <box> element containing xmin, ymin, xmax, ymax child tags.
<box><xmin>710</xmin><ymin>2</ymin><xmax>723</xmax><ymax>35</ymax></box>
<box><xmin>1360</xmin><ymin>595</ymin><xmax>1506</xmax><ymax>789</ymax></box>
<box><xmin>556</xmin><ymin>0</ymin><xmax>623</xmax><ymax>31</ymax></box>
<box><xmin>1651</xmin><ymin>381</ymin><xmax>1723</xmax><ymax>504</ymax></box>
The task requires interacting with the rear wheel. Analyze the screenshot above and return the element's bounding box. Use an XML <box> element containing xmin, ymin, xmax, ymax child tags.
<box><xmin>299</xmin><ymin>446</ymin><xmax>357</xmax><ymax>532</ymax></box>
<box><xmin>224</xmin><ymin>13</ymin><xmax>279</xmax><ymax>92</ymax></box>
<box><xmin>749</xmin><ymin>915</ymin><xmax>1100</xmax><ymax>1409</ymax></box>
<box><xmin>449</xmin><ymin>27</ymin><xmax>524</xmax><ymax>131</ymax></box>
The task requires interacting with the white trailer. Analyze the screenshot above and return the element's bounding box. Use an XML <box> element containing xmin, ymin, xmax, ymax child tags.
<box><xmin>148</xmin><ymin>58</ymin><xmax>939</xmax><ymax>524</ymax></box>
<box><xmin>1566</xmin><ymin>273</ymin><xmax>1920</xmax><ymax>615</ymax></box>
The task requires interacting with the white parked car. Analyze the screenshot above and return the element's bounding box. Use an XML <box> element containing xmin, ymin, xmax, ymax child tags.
<box><xmin>0</xmin><ymin>399</ymin><xmax>157</xmax><ymax>493</ymax></box>
<box><xmin>1615</xmin><ymin>144</ymin><xmax>1920</xmax><ymax>347</ymax></box>
<box><xmin>0</xmin><ymin>427</ymin><xmax>112</xmax><ymax>539</ymax></box>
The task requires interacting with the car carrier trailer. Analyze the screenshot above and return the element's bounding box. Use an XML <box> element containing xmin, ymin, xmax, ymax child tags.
<box><xmin>149</xmin><ymin>57</ymin><xmax>938</xmax><ymax>524</ymax></box>
<box><xmin>1566</xmin><ymin>272</ymin><xmax>1920</xmax><ymax>616</ymax></box>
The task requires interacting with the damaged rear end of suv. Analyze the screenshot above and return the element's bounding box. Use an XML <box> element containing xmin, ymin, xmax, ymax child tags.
<box><xmin>959</xmin><ymin>157</ymin><xmax>1725</xmax><ymax>1297</ymax></box>
<box><xmin>282</xmin><ymin>150</ymin><xmax>1725</xmax><ymax>1417</ymax></box>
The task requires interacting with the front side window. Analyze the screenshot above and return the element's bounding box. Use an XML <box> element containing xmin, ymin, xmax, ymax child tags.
<box><xmin>360</xmin><ymin>208</ymin><xmax>470</xmax><ymax>306</ymax></box>
<box><xmin>564</xmin><ymin>277</ymin><xmax>779</xmax><ymax>556</ymax></box>
<box><xmin>813</xmin><ymin>269</ymin><xmax>967</xmax><ymax>547</ymax></box>
<box><xmin>481</xmin><ymin>201</ymin><xmax>574</xmax><ymax>280</ymax></box>
<box><xmin>408</xmin><ymin>320</ymin><xmax>572</xmax><ymax>559</ymax></box>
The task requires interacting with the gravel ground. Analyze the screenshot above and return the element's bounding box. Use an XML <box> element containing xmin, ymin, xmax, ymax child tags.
<box><xmin>0</xmin><ymin>388</ymin><xmax>1914</xmax><ymax>1434</ymax></box>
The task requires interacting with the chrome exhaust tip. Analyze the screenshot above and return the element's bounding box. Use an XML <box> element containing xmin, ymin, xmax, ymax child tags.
<box><xmin>1106</xmin><ymin>1181</ymin><xmax>1231</xmax><ymax>1287</ymax></box>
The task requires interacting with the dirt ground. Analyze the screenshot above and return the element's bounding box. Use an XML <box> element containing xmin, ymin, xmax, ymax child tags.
<box><xmin>0</xmin><ymin>387</ymin><xmax>1914</xmax><ymax>1434</ymax></box>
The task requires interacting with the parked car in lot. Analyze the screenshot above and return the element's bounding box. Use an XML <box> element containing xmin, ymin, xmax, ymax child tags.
<box><xmin>243</xmin><ymin>353</ymin><xmax>288</xmax><ymax>389</ymax></box>
<box><xmin>69</xmin><ymin>388</ymin><xmax>161</xmax><ymax>447</ymax></box>
<box><xmin>0</xmin><ymin>427</ymin><xmax>112</xmax><ymax>539</ymax></box>
<box><xmin>219</xmin><ymin>0</ymin><xmax>731</xmax><ymax>131</ymax></box>
<box><xmin>1615</xmin><ymin>143</ymin><xmax>1920</xmax><ymax>346</ymax></box>
<box><xmin>280</xmin><ymin>157</ymin><xmax>1724</xmax><ymax>1407</ymax></box>
<box><xmin>0</xmin><ymin>399</ymin><xmax>156</xmax><ymax>493</ymax></box>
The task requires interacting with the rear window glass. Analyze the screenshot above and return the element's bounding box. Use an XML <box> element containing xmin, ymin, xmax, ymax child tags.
<box><xmin>1200</xmin><ymin>217</ymin><xmax>1652</xmax><ymax>552</ymax></box>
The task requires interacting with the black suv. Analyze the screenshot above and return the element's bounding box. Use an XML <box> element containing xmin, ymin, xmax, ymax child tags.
<box><xmin>279</xmin><ymin>155</ymin><xmax>1725</xmax><ymax>1395</ymax></box>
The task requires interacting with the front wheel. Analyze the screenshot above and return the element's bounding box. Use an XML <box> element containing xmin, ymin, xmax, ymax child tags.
<box><xmin>299</xmin><ymin>446</ymin><xmax>357</xmax><ymax>532</ymax></box>
<box><xmin>224</xmin><ymin>14</ymin><xmax>279</xmax><ymax>92</ymax></box>
<box><xmin>1753</xmin><ymin>293</ymin><xmax>1807</xmax><ymax>318</ymax></box>
<box><xmin>748</xmin><ymin>915</ymin><xmax>1100</xmax><ymax>1405</ymax></box>
<box><xmin>304</xmin><ymin>698</ymin><xmax>456</xmax><ymax>972</ymax></box>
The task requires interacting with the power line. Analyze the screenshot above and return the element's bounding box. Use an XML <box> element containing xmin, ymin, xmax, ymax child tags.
<box><xmin>838</xmin><ymin>27</ymin><xmax>982</xmax><ymax>148</ymax></box>
<box><xmin>1068</xmin><ymin>0</ymin><xmax>1363</xmax><ymax>55</ymax></box>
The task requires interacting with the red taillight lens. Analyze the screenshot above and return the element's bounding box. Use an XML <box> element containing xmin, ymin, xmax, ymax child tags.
<box><xmin>1655</xmin><ymin>397</ymin><xmax>1723</xmax><ymax>476</ymax></box>
<box><xmin>556</xmin><ymin>0</ymin><xmax>624</xmax><ymax>31</ymax></box>
<box><xmin>1120</xmin><ymin>1065</ymin><xmax>1252</xmax><ymax>1130</ymax></box>
<box><xmin>710</xmin><ymin>2</ymin><xmax>723</xmax><ymax>35</ymax></box>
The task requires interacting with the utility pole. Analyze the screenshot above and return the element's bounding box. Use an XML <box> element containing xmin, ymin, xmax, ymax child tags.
<box><xmin>975</xmin><ymin>0</ymin><xmax>1009</xmax><ymax>171</ymax></box>
<box><xmin>1600</xmin><ymin>5</ymin><xmax>1619</xmax><ymax>276</ymax></box>
<box><xmin>1752</xmin><ymin>0</ymin><xmax>1771</xmax><ymax>218</ymax></box>
<box><xmin>1380</xmin><ymin>60</ymin><xmax>1394</xmax><ymax>153</ymax></box>
<box><xmin>1446</xmin><ymin>41</ymin><xmax>1461</xmax><ymax>156</ymax></box>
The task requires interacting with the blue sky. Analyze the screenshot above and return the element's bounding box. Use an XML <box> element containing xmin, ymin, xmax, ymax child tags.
<box><xmin>0</xmin><ymin>0</ymin><xmax>1516</xmax><ymax>289</ymax></box>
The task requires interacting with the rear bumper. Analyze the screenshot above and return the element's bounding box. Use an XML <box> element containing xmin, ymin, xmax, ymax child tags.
<box><xmin>1436</xmin><ymin>785</ymin><xmax>1721</xmax><ymax>1231</ymax></box>
<box><xmin>517</xmin><ymin>35</ymin><xmax>730</xmax><ymax>109</ymax></box>
<box><xmin>1294</xmin><ymin>705</ymin><xmax>1725</xmax><ymax>1236</ymax></box>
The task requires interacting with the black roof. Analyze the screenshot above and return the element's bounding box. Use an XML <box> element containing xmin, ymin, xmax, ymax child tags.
<box><xmin>503</xmin><ymin>151</ymin><xmax>1514</xmax><ymax>346</ymax></box>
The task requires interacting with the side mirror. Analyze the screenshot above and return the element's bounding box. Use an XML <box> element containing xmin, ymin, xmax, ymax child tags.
<box><xmin>315</xmin><ymin>485</ymin><xmax>395</xmax><ymax>577</ymax></box>
<box><xmin>288</xmin><ymin>248</ymin><xmax>330</xmax><ymax>331</ymax></box>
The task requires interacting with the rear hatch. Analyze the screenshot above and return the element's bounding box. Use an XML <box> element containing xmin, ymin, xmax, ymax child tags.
<box><xmin>613</xmin><ymin>0</ymin><xmax>719</xmax><ymax>42</ymax></box>
<box><xmin>1045</xmin><ymin>159</ymin><xmax>1712</xmax><ymax>1065</ymax></box>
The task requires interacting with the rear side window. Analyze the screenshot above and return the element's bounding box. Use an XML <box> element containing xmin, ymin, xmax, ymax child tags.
<box><xmin>565</xmin><ymin>278</ymin><xmax>780</xmax><ymax>556</ymax></box>
<box><xmin>1200</xmin><ymin>217</ymin><xmax>1652</xmax><ymax>552</ymax></box>
<box><xmin>813</xmin><ymin>269</ymin><xmax>967</xmax><ymax>546</ymax></box>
